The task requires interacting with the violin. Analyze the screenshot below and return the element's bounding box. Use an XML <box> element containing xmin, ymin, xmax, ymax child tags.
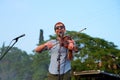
<box><xmin>60</xmin><ymin>35</ymin><xmax>78</xmax><ymax>60</ymax></box>
<box><xmin>60</xmin><ymin>28</ymin><xmax>87</xmax><ymax>49</ymax></box>
<box><xmin>58</xmin><ymin>28</ymin><xmax>86</xmax><ymax>60</ymax></box>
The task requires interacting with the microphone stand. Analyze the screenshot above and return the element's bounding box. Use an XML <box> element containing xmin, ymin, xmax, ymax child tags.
<box><xmin>0</xmin><ymin>38</ymin><xmax>19</xmax><ymax>61</ymax></box>
<box><xmin>57</xmin><ymin>46</ymin><xmax>62</xmax><ymax>80</ymax></box>
<box><xmin>57</xmin><ymin>35</ymin><xmax>64</xmax><ymax>80</ymax></box>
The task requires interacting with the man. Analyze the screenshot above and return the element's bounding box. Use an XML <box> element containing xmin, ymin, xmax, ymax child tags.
<box><xmin>35</xmin><ymin>22</ymin><xmax>77</xmax><ymax>80</ymax></box>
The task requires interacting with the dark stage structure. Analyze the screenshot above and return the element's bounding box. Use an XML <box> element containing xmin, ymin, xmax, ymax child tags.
<box><xmin>73</xmin><ymin>70</ymin><xmax>120</xmax><ymax>80</ymax></box>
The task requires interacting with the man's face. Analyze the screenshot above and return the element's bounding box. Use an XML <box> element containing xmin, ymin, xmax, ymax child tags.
<box><xmin>55</xmin><ymin>23</ymin><xmax>66</xmax><ymax>37</ymax></box>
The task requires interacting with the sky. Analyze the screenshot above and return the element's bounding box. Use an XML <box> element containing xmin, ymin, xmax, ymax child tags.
<box><xmin>0</xmin><ymin>0</ymin><xmax>120</xmax><ymax>54</ymax></box>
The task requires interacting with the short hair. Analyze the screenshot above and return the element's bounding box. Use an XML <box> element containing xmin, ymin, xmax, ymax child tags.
<box><xmin>54</xmin><ymin>22</ymin><xmax>65</xmax><ymax>30</ymax></box>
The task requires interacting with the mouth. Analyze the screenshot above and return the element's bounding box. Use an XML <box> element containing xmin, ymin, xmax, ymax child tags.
<box><xmin>57</xmin><ymin>31</ymin><xmax>64</xmax><ymax>37</ymax></box>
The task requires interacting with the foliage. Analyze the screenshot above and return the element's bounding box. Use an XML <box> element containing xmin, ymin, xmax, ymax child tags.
<box><xmin>31</xmin><ymin>51</ymin><xmax>50</xmax><ymax>80</ymax></box>
<box><xmin>0</xmin><ymin>47</ymin><xmax>33</xmax><ymax>80</ymax></box>
<box><xmin>65</xmin><ymin>31</ymin><xmax>120</xmax><ymax>74</ymax></box>
<box><xmin>0</xmin><ymin>30</ymin><xmax>120</xmax><ymax>80</ymax></box>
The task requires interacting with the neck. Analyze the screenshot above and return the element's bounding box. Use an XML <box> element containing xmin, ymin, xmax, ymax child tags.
<box><xmin>57</xmin><ymin>36</ymin><xmax>64</xmax><ymax>41</ymax></box>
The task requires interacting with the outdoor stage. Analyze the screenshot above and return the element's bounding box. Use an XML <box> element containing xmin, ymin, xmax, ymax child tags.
<box><xmin>73</xmin><ymin>70</ymin><xmax>120</xmax><ymax>80</ymax></box>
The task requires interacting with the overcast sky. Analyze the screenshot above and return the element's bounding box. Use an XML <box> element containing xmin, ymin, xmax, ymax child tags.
<box><xmin>0</xmin><ymin>0</ymin><xmax>120</xmax><ymax>54</ymax></box>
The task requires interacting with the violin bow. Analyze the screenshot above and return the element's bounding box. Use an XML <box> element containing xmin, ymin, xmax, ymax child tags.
<box><xmin>79</xmin><ymin>28</ymin><xmax>87</xmax><ymax>33</ymax></box>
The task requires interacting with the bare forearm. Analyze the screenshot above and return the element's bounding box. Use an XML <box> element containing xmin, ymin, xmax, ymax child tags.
<box><xmin>35</xmin><ymin>44</ymin><xmax>46</xmax><ymax>53</ymax></box>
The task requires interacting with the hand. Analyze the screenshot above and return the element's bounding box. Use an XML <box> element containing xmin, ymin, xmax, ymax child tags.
<box><xmin>67</xmin><ymin>40</ymin><xmax>74</xmax><ymax>50</ymax></box>
<box><xmin>44</xmin><ymin>42</ymin><xmax>54</xmax><ymax>49</ymax></box>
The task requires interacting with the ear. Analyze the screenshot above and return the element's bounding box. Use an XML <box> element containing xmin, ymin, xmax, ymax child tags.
<box><xmin>64</xmin><ymin>29</ymin><xmax>66</xmax><ymax>32</ymax></box>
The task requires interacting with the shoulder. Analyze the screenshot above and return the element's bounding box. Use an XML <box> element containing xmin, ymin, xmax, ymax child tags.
<box><xmin>48</xmin><ymin>39</ymin><xmax>57</xmax><ymax>43</ymax></box>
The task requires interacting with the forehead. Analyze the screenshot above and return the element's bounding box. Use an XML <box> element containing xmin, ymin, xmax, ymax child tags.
<box><xmin>55</xmin><ymin>23</ymin><xmax>64</xmax><ymax>27</ymax></box>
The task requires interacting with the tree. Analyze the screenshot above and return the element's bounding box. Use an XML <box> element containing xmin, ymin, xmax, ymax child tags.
<box><xmin>49</xmin><ymin>30</ymin><xmax>120</xmax><ymax>74</ymax></box>
<box><xmin>0</xmin><ymin>30</ymin><xmax>119</xmax><ymax>80</ymax></box>
<box><xmin>32</xmin><ymin>52</ymin><xmax>50</xmax><ymax>80</ymax></box>
<box><xmin>32</xmin><ymin>29</ymin><xmax>50</xmax><ymax>80</ymax></box>
<box><xmin>65</xmin><ymin>31</ymin><xmax>120</xmax><ymax>74</ymax></box>
<box><xmin>39</xmin><ymin>29</ymin><xmax>44</xmax><ymax>44</ymax></box>
<box><xmin>0</xmin><ymin>47</ymin><xmax>33</xmax><ymax>80</ymax></box>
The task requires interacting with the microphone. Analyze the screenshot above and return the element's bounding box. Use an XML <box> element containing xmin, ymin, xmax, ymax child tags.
<box><xmin>13</xmin><ymin>34</ymin><xmax>25</xmax><ymax>40</ymax></box>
